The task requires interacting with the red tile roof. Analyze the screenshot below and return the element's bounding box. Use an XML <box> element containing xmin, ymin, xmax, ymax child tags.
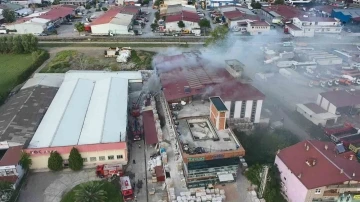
<box><xmin>250</xmin><ymin>21</ymin><xmax>270</xmax><ymax>26</ymax></box>
<box><xmin>91</xmin><ymin>6</ymin><xmax>139</xmax><ymax>26</ymax></box>
<box><xmin>277</xmin><ymin>140</ymin><xmax>360</xmax><ymax>189</ymax></box>
<box><xmin>320</xmin><ymin>90</ymin><xmax>360</xmax><ymax>108</ymax></box>
<box><xmin>155</xmin><ymin>54</ymin><xmax>265</xmax><ymax>102</ymax></box>
<box><xmin>142</xmin><ymin>110</ymin><xmax>158</xmax><ymax>145</ymax></box>
<box><xmin>0</xmin><ymin>146</ymin><xmax>22</xmax><ymax>166</ymax></box>
<box><xmin>297</xmin><ymin>16</ymin><xmax>337</xmax><ymax>22</ymax></box>
<box><xmin>262</xmin><ymin>5</ymin><xmax>305</xmax><ymax>19</ymax></box>
<box><xmin>25</xmin><ymin>142</ymin><xmax>126</xmax><ymax>156</ymax></box>
<box><xmin>165</xmin><ymin>11</ymin><xmax>200</xmax><ymax>23</ymax></box>
<box><xmin>223</xmin><ymin>10</ymin><xmax>244</xmax><ymax>20</ymax></box>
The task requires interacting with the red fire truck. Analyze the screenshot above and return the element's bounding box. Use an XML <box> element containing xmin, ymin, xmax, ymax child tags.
<box><xmin>132</xmin><ymin>118</ymin><xmax>142</xmax><ymax>141</ymax></box>
<box><xmin>95</xmin><ymin>164</ymin><xmax>123</xmax><ymax>178</ymax></box>
<box><xmin>120</xmin><ymin>176</ymin><xmax>134</xmax><ymax>201</ymax></box>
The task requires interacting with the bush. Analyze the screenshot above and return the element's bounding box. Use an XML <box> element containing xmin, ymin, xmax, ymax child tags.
<box><xmin>102</xmin><ymin>7</ymin><xmax>108</xmax><ymax>11</ymax></box>
<box><xmin>68</xmin><ymin>147</ymin><xmax>83</xmax><ymax>171</ymax></box>
<box><xmin>48</xmin><ymin>151</ymin><xmax>63</xmax><ymax>171</ymax></box>
<box><xmin>0</xmin><ymin>34</ymin><xmax>38</xmax><ymax>54</ymax></box>
<box><xmin>17</xmin><ymin>50</ymin><xmax>49</xmax><ymax>83</ymax></box>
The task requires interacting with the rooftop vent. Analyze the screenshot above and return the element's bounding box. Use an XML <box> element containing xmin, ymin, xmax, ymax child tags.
<box><xmin>350</xmin><ymin>154</ymin><xmax>354</xmax><ymax>161</ymax></box>
<box><xmin>297</xmin><ymin>173</ymin><xmax>302</xmax><ymax>179</ymax></box>
<box><xmin>306</xmin><ymin>145</ymin><xmax>309</xmax><ymax>151</ymax></box>
<box><xmin>353</xmin><ymin>173</ymin><xmax>356</xmax><ymax>177</ymax></box>
<box><xmin>340</xmin><ymin>169</ymin><xmax>344</xmax><ymax>174</ymax></box>
<box><xmin>305</xmin><ymin>159</ymin><xmax>316</xmax><ymax>167</ymax></box>
<box><xmin>325</xmin><ymin>144</ymin><xmax>328</xmax><ymax>150</ymax></box>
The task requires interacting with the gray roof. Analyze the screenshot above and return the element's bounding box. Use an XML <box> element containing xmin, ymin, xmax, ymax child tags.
<box><xmin>0</xmin><ymin>86</ymin><xmax>58</xmax><ymax>145</ymax></box>
<box><xmin>303</xmin><ymin>103</ymin><xmax>327</xmax><ymax>114</ymax></box>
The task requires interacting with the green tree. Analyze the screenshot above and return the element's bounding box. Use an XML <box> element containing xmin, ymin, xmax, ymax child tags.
<box><xmin>29</xmin><ymin>34</ymin><xmax>38</xmax><ymax>52</ymax></box>
<box><xmin>19</xmin><ymin>151</ymin><xmax>32</xmax><ymax>170</ymax></box>
<box><xmin>101</xmin><ymin>7</ymin><xmax>108</xmax><ymax>11</ymax></box>
<box><xmin>263</xmin><ymin>165</ymin><xmax>287</xmax><ymax>202</ymax></box>
<box><xmin>48</xmin><ymin>151</ymin><xmax>63</xmax><ymax>171</ymax></box>
<box><xmin>142</xmin><ymin>0</ymin><xmax>149</xmax><ymax>5</ymax></box>
<box><xmin>177</xmin><ymin>20</ymin><xmax>185</xmax><ymax>29</ymax></box>
<box><xmin>21</xmin><ymin>34</ymin><xmax>31</xmax><ymax>53</ymax></box>
<box><xmin>154</xmin><ymin>0</ymin><xmax>162</xmax><ymax>7</ymax></box>
<box><xmin>74</xmin><ymin>22</ymin><xmax>85</xmax><ymax>35</ymax></box>
<box><xmin>12</xmin><ymin>35</ymin><xmax>24</xmax><ymax>54</ymax></box>
<box><xmin>244</xmin><ymin>164</ymin><xmax>262</xmax><ymax>185</ymax></box>
<box><xmin>151</xmin><ymin>23</ymin><xmax>159</xmax><ymax>31</ymax></box>
<box><xmin>3</xmin><ymin>9</ymin><xmax>16</xmax><ymax>23</ymax></box>
<box><xmin>0</xmin><ymin>181</ymin><xmax>13</xmax><ymax>201</ymax></box>
<box><xmin>85</xmin><ymin>4</ymin><xmax>91</xmax><ymax>9</ymax></box>
<box><xmin>52</xmin><ymin>0</ymin><xmax>60</xmax><ymax>5</ymax></box>
<box><xmin>0</xmin><ymin>37</ymin><xmax>5</xmax><ymax>53</ymax></box>
<box><xmin>251</xmin><ymin>0</ymin><xmax>262</xmax><ymax>9</ymax></box>
<box><xmin>274</xmin><ymin>0</ymin><xmax>284</xmax><ymax>4</ymax></box>
<box><xmin>69</xmin><ymin>147</ymin><xmax>83</xmax><ymax>171</ymax></box>
<box><xmin>0</xmin><ymin>181</ymin><xmax>12</xmax><ymax>190</ymax></box>
<box><xmin>198</xmin><ymin>18</ymin><xmax>211</xmax><ymax>34</ymax></box>
<box><xmin>205</xmin><ymin>26</ymin><xmax>229</xmax><ymax>46</ymax></box>
<box><xmin>74</xmin><ymin>181</ymin><xmax>108</xmax><ymax>202</ymax></box>
<box><xmin>154</xmin><ymin>11</ymin><xmax>160</xmax><ymax>21</ymax></box>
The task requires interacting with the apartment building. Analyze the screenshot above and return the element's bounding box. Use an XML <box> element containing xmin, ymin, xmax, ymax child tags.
<box><xmin>285</xmin><ymin>17</ymin><xmax>342</xmax><ymax>37</ymax></box>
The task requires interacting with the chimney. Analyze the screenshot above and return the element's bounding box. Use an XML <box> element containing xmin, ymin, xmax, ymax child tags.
<box><xmin>298</xmin><ymin>173</ymin><xmax>302</xmax><ymax>179</ymax></box>
<box><xmin>340</xmin><ymin>169</ymin><xmax>344</xmax><ymax>174</ymax></box>
<box><xmin>277</xmin><ymin>149</ymin><xmax>280</xmax><ymax>154</ymax></box>
<box><xmin>304</xmin><ymin>143</ymin><xmax>307</xmax><ymax>147</ymax></box>
<box><xmin>312</xmin><ymin>159</ymin><xmax>316</xmax><ymax>166</ymax></box>
<box><xmin>325</xmin><ymin>144</ymin><xmax>328</xmax><ymax>150</ymax></box>
<box><xmin>350</xmin><ymin>155</ymin><xmax>354</xmax><ymax>161</ymax></box>
<box><xmin>209</xmin><ymin>97</ymin><xmax>228</xmax><ymax>130</ymax></box>
<box><xmin>305</xmin><ymin>160</ymin><xmax>311</xmax><ymax>167</ymax></box>
<box><xmin>353</xmin><ymin>173</ymin><xmax>356</xmax><ymax>177</ymax></box>
<box><xmin>306</xmin><ymin>145</ymin><xmax>309</xmax><ymax>151</ymax></box>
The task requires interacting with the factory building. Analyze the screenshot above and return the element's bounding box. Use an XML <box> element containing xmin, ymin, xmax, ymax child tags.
<box><xmin>285</xmin><ymin>17</ymin><xmax>342</xmax><ymax>37</ymax></box>
<box><xmin>316</xmin><ymin>90</ymin><xmax>360</xmax><ymax>116</ymax></box>
<box><xmin>24</xmin><ymin>71</ymin><xmax>143</xmax><ymax>170</ymax></box>
<box><xmin>332</xmin><ymin>8</ymin><xmax>360</xmax><ymax>24</ymax></box>
<box><xmin>154</xmin><ymin>52</ymin><xmax>265</xmax><ymax>125</ymax></box>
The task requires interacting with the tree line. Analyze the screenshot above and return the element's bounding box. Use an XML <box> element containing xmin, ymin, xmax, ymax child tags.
<box><xmin>0</xmin><ymin>34</ymin><xmax>38</xmax><ymax>54</ymax></box>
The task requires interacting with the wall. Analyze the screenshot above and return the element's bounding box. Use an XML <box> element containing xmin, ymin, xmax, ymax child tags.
<box><xmin>109</xmin><ymin>23</ymin><xmax>130</xmax><ymax>35</ymax></box>
<box><xmin>320</xmin><ymin>97</ymin><xmax>330</xmax><ymax>111</ymax></box>
<box><xmin>296</xmin><ymin>106</ymin><xmax>327</xmax><ymax>126</ymax></box>
<box><xmin>166</xmin><ymin>20</ymin><xmax>200</xmax><ymax>32</ymax></box>
<box><xmin>91</xmin><ymin>23</ymin><xmax>130</xmax><ymax>35</ymax></box>
<box><xmin>316</xmin><ymin>95</ymin><xmax>322</xmax><ymax>105</ymax></box>
<box><xmin>247</xmin><ymin>25</ymin><xmax>270</xmax><ymax>35</ymax></box>
<box><xmin>6</xmin><ymin>22</ymin><xmax>45</xmax><ymax>34</ymax></box>
<box><xmin>29</xmin><ymin>148</ymin><xmax>128</xmax><ymax>169</ymax></box>
<box><xmin>234</xmin><ymin>101</ymin><xmax>242</xmax><ymax>119</ymax></box>
<box><xmin>254</xmin><ymin>100</ymin><xmax>263</xmax><ymax>123</ymax></box>
<box><xmin>275</xmin><ymin>156</ymin><xmax>309</xmax><ymax>202</ymax></box>
<box><xmin>224</xmin><ymin>101</ymin><xmax>231</xmax><ymax>118</ymax></box>
<box><xmin>328</xmin><ymin>103</ymin><xmax>337</xmax><ymax>114</ymax></box>
<box><xmin>245</xmin><ymin>100</ymin><xmax>253</xmax><ymax>119</ymax></box>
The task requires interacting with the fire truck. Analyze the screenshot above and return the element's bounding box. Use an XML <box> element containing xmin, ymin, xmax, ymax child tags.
<box><xmin>95</xmin><ymin>164</ymin><xmax>123</xmax><ymax>178</ymax></box>
<box><xmin>120</xmin><ymin>176</ymin><xmax>134</xmax><ymax>201</ymax></box>
<box><xmin>131</xmin><ymin>118</ymin><xmax>142</xmax><ymax>141</ymax></box>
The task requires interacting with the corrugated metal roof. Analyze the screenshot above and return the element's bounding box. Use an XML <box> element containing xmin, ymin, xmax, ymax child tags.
<box><xmin>64</xmin><ymin>71</ymin><xmax>142</xmax><ymax>82</ymax></box>
<box><xmin>102</xmin><ymin>78</ymin><xmax>128</xmax><ymax>142</ymax></box>
<box><xmin>21</xmin><ymin>73</ymin><xmax>64</xmax><ymax>90</ymax></box>
<box><xmin>51</xmin><ymin>79</ymin><xmax>95</xmax><ymax>147</ymax></box>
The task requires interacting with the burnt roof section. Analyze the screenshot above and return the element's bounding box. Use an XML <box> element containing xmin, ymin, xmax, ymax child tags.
<box><xmin>0</xmin><ymin>86</ymin><xmax>58</xmax><ymax>145</ymax></box>
<box><xmin>210</xmin><ymin>97</ymin><xmax>228</xmax><ymax>111</ymax></box>
<box><xmin>320</xmin><ymin>90</ymin><xmax>360</xmax><ymax>108</ymax></box>
<box><xmin>0</xmin><ymin>145</ymin><xmax>23</xmax><ymax>166</ymax></box>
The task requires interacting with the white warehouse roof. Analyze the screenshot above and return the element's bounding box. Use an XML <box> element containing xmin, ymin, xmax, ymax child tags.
<box><xmin>28</xmin><ymin>71</ymin><xmax>140</xmax><ymax>148</ymax></box>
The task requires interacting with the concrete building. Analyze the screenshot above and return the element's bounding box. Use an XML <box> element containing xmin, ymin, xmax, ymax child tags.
<box><xmin>176</xmin><ymin>98</ymin><xmax>245</xmax><ymax>188</ymax></box>
<box><xmin>285</xmin><ymin>17</ymin><xmax>342</xmax><ymax>37</ymax></box>
<box><xmin>317</xmin><ymin>90</ymin><xmax>360</xmax><ymax>115</ymax></box>
<box><xmin>23</xmin><ymin>71</ymin><xmax>143</xmax><ymax>170</ymax></box>
<box><xmin>260</xmin><ymin>5</ymin><xmax>305</xmax><ymax>24</ymax></box>
<box><xmin>154</xmin><ymin>51</ymin><xmax>265</xmax><ymax>125</ymax></box>
<box><xmin>207</xmin><ymin>0</ymin><xmax>238</xmax><ymax>8</ymax></box>
<box><xmin>165</xmin><ymin>11</ymin><xmax>200</xmax><ymax>32</ymax></box>
<box><xmin>5</xmin><ymin>18</ymin><xmax>50</xmax><ymax>35</ymax></box>
<box><xmin>276</xmin><ymin>140</ymin><xmax>360</xmax><ymax>202</ymax></box>
<box><xmin>296</xmin><ymin>103</ymin><xmax>339</xmax><ymax>126</ymax></box>
<box><xmin>332</xmin><ymin>8</ymin><xmax>360</xmax><ymax>24</ymax></box>
<box><xmin>160</xmin><ymin>4</ymin><xmax>196</xmax><ymax>17</ymax></box>
<box><xmin>90</xmin><ymin>7</ymin><xmax>136</xmax><ymax>35</ymax></box>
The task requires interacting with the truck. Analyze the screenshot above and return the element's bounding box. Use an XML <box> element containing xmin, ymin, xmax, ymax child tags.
<box><xmin>131</xmin><ymin>118</ymin><xmax>142</xmax><ymax>141</ymax></box>
<box><xmin>96</xmin><ymin>164</ymin><xmax>123</xmax><ymax>178</ymax></box>
<box><xmin>120</xmin><ymin>176</ymin><xmax>134</xmax><ymax>201</ymax></box>
<box><xmin>0</xmin><ymin>29</ymin><xmax>7</xmax><ymax>34</ymax></box>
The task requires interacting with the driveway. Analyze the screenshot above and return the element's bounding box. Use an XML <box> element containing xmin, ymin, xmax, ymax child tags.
<box><xmin>18</xmin><ymin>169</ymin><xmax>99</xmax><ymax>202</ymax></box>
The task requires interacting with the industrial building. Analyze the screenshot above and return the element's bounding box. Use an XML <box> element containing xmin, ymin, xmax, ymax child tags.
<box><xmin>0</xmin><ymin>143</ymin><xmax>25</xmax><ymax>189</ymax></box>
<box><xmin>5</xmin><ymin>5</ymin><xmax>75</xmax><ymax>35</ymax></box>
<box><xmin>296</xmin><ymin>103</ymin><xmax>339</xmax><ymax>126</ymax></box>
<box><xmin>259</xmin><ymin>5</ymin><xmax>305</xmax><ymax>24</ymax></box>
<box><xmin>316</xmin><ymin>90</ymin><xmax>360</xmax><ymax>115</ymax></box>
<box><xmin>21</xmin><ymin>71</ymin><xmax>142</xmax><ymax>170</ymax></box>
<box><xmin>285</xmin><ymin>17</ymin><xmax>342</xmax><ymax>37</ymax></box>
<box><xmin>90</xmin><ymin>6</ymin><xmax>140</xmax><ymax>35</ymax></box>
<box><xmin>165</xmin><ymin>11</ymin><xmax>200</xmax><ymax>32</ymax></box>
<box><xmin>154</xmin><ymin>52</ymin><xmax>265</xmax><ymax>125</ymax></box>
<box><xmin>332</xmin><ymin>8</ymin><xmax>360</xmax><ymax>24</ymax></box>
<box><xmin>276</xmin><ymin>140</ymin><xmax>360</xmax><ymax>202</ymax></box>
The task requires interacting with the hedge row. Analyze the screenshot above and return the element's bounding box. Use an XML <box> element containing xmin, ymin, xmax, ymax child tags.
<box><xmin>0</xmin><ymin>34</ymin><xmax>38</xmax><ymax>54</ymax></box>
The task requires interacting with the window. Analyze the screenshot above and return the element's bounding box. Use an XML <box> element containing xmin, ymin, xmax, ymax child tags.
<box><xmin>83</xmin><ymin>158</ymin><xmax>88</xmax><ymax>162</ymax></box>
<box><xmin>117</xmin><ymin>155</ymin><xmax>123</xmax><ymax>159</ymax></box>
<box><xmin>230</xmin><ymin>101</ymin><xmax>235</xmax><ymax>118</ymax></box>
<box><xmin>99</xmin><ymin>156</ymin><xmax>105</xmax><ymax>161</ymax></box>
<box><xmin>108</xmin><ymin>155</ymin><xmax>114</xmax><ymax>160</ymax></box>
<box><xmin>240</xmin><ymin>101</ymin><xmax>246</xmax><ymax>118</ymax></box>
<box><xmin>315</xmin><ymin>189</ymin><xmax>321</xmax><ymax>194</ymax></box>
<box><xmin>90</xmin><ymin>157</ymin><xmax>97</xmax><ymax>162</ymax></box>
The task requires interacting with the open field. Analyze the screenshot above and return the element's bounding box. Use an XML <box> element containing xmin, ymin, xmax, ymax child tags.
<box><xmin>41</xmin><ymin>49</ymin><xmax>155</xmax><ymax>73</ymax></box>
<box><xmin>61</xmin><ymin>181</ymin><xmax>123</xmax><ymax>202</ymax></box>
<box><xmin>0</xmin><ymin>54</ymin><xmax>35</xmax><ymax>100</ymax></box>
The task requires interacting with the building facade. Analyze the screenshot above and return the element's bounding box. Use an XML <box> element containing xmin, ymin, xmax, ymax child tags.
<box><xmin>285</xmin><ymin>17</ymin><xmax>341</xmax><ymax>37</ymax></box>
<box><xmin>0</xmin><ymin>143</ymin><xmax>25</xmax><ymax>189</ymax></box>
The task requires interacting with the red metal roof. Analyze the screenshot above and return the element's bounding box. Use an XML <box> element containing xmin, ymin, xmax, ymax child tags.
<box><xmin>165</xmin><ymin>11</ymin><xmax>200</xmax><ymax>23</ymax></box>
<box><xmin>142</xmin><ymin>110</ymin><xmax>158</xmax><ymax>145</ymax></box>
<box><xmin>91</xmin><ymin>6</ymin><xmax>139</xmax><ymax>26</ymax></box>
<box><xmin>262</xmin><ymin>5</ymin><xmax>305</xmax><ymax>19</ymax></box>
<box><xmin>320</xmin><ymin>90</ymin><xmax>360</xmax><ymax>108</ymax></box>
<box><xmin>0</xmin><ymin>175</ymin><xmax>18</xmax><ymax>184</ymax></box>
<box><xmin>223</xmin><ymin>10</ymin><xmax>244</xmax><ymax>20</ymax></box>
<box><xmin>277</xmin><ymin>140</ymin><xmax>360</xmax><ymax>189</ymax></box>
<box><xmin>297</xmin><ymin>16</ymin><xmax>337</xmax><ymax>22</ymax></box>
<box><xmin>39</xmin><ymin>6</ymin><xmax>74</xmax><ymax>21</ymax></box>
<box><xmin>24</xmin><ymin>142</ymin><xmax>127</xmax><ymax>156</ymax></box>
<box><xmin>155</xmin><ymin>54</ymin><xmax>265</xmax><ymax>102</ymax></box>
<box><xmin>0</xmin><ymin>146</ymin><xmax>22</xmax><ymax>166</ymax></box>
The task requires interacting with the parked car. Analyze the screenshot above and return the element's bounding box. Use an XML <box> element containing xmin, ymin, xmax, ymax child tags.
<box><xmin>39</xmin><ymin>33</ymin><xmax>48</xmax><ymax>36</ymax></box>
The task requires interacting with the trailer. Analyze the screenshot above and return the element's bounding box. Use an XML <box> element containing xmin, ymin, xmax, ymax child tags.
<box><xmin>324</xmin><ymin>122</ymin><xmax>355</xmax><ymax>137</ymax></box>
<box><xmin>120</xmin><ymin>176</ymin><xmax>134</xmax><ymax>201</ymax></box>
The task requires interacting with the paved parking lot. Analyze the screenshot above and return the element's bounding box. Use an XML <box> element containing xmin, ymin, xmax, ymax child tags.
<box><xmin>18</xmin><ymin>169</ymin><xmax>100</xmax><ymax>202</ymax></box>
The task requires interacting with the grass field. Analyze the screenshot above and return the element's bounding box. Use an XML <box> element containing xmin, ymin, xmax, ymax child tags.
<box><xmin>0</xmin><ymin>54</ymin><xmax>34</xmax><ymax>100</ymax></box>
<box><xmin>61</xmin><ymin>181</ymin><xmax>123</xmax><ymax>202</ymax></box>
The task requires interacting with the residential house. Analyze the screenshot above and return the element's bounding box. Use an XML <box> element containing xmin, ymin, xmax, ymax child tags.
<box><xmin>0</xmin><ymin>142</ymin><xmax>25</xmax><ymax>189</ymax></box>
<box><xmin>276</xmin><ymin>140</ymin><xmax>360</xmax><ymax>202</ymax></box>
<box><xmin>165</xmin><ymin>11</ymin><xmax>200</xmax><ymax>32</ymax></box>
<box><xmin>285</xmin><ymin>17</ymin><xmax>342</xmax><ymax>37</ymax></box>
